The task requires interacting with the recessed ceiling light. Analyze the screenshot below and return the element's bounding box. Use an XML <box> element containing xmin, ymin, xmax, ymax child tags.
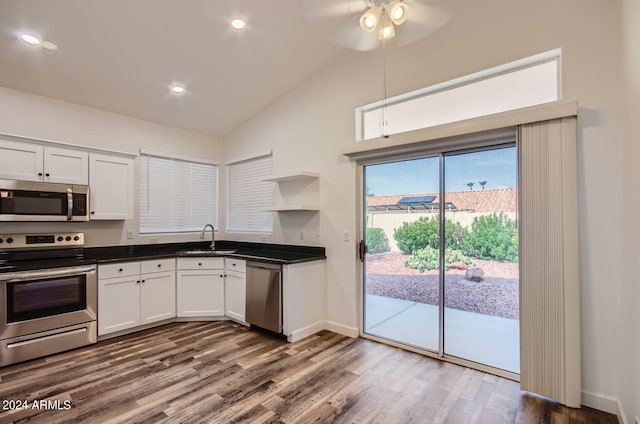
<box><xmin>19</xmin><ymin>33</ymin><xmax>42</xmax><ymax>46</ymax></box>
<box><xmin>42</xmin><ymin>41</ymin><xmax>59</xmax><ymax>52</ymax></box>
<box><xmin>230</xmin><ymin>18</ymin><xmax>247</xmax><ymax>31</ymax></box>
<box><xmin>170</xmin><ymin>85</ymin><xmax>186</xmax><ymax>94</ymax></box>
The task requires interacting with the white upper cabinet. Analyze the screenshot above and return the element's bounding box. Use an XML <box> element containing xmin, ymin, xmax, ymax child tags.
<box><xmin>43</xmin><ymin>147</ymin><xmax>89</xmax><ymax>185</ymax></box>
<box><xmin>0</xmin><ymin>139</ymin><xmax>43</xmax><ymax>182</ymax></box>
<box><xmin>89</xmin><ymin>153</ymin><xmax>134</xmax><ymax>220</ymax></box>
<box><xmin>0</xmin><ymin>138</ymin><xmax>88</xmax><ymax>184</ymax></box>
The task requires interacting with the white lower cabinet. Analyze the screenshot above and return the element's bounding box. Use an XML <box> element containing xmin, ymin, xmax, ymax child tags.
<box><xmin>177</xmin><ymin>258</ymin><xmax>225</xmax><ymax>317</ymax></box>
<box><xmin>224</xmin><ymin>258</ymin><xmax>246</xmax><ymax>323</ymax></box>
<box><xmin>282</xmin><ymin>260</ymin><xmax>326</xmax><ymax>342</ymax></box>
<box><xmin>98</xmin><ymin>259</ymin><xmax>176</xmax><ymax>336</ymax></box>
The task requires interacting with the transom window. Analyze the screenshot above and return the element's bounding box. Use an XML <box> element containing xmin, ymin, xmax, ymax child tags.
<box><xmin>356</xmin><ymin>49</ymin><xmax>561</xmax><ymax>141</ymax></box>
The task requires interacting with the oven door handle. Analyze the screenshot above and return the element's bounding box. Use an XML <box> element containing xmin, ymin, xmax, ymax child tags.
<box><xmin>0</xmin><ymin>265</ymin><xmax>96</xmax><ymax>282</ymax></box>
<box><xmin>67</xmin><ymin>188</ymin><xmax>73</xmax><ymax>221</ymax></box>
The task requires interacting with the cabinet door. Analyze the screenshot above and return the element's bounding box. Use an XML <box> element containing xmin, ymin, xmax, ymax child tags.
<box><xmin>0</xmin><ymin>139</ymin><xmax>43</xmax><ymax>181</ymax></box>
<box><xmin>98</xmin><ymin>275</ymin><xmax>141</xmax><ymax>335</ymax></box>
<box><xmin>176</xmin><ymin>270</ymin><xmax>224</xmax><ymax>317</ymax></box>
<box><xmin>89</xmin><ymin>153</ymin><xmax>134</xmax><ymax>220</ymax></box>
<box><xmin>43</xmin><ymin>146</ymin><xmax>88</xmax><ymax>184</ymax></box>
<box><xmin>140</xmin><ymin>271</ymin><xmax>176</xmax><ymax>324</ymax></box>
<box><xmin>225</xmin><ymin>271</ymin><xmax>246</xmax><ymax>322</ymax></box>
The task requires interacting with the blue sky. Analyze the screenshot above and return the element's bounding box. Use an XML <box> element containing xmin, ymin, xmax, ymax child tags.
<box><xmin>365</xmin><ymin>147</ymin><xmax>517</xmax><ymax>195</ymax></box>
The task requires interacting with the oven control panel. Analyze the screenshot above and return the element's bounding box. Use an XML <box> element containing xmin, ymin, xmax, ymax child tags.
<box><xmin>0</xmin><ymin>232</ymin><xmax>84</xmax><ymax>249</ymax></box>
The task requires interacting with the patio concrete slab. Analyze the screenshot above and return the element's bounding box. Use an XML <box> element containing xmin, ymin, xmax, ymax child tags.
<box><xmin>364</xmin><ymin>294</ymin><xmax>520</xmax><ymax>374</ymax></box>
<box><xmin>364</xmin><ymin>294</ymin><xmax>416</xmax><ymax>328</ymax></box>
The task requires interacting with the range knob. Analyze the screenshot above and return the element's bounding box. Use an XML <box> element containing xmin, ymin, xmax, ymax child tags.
<box><xmin>73</xmin><ymin>236</ymin><xmax>80</xmax><ymax>241</ymax></box>
<box><xmin>0</xmin><ymin>238</ymin><xmax>3</xmax><ymax>244</ymax></box>
<box><xmin>6</xmin><ymin>237</ymin><xmax>14</xmax><ymax>244</ymax></box>
<box><xmin>65</xmin><ymin>236</ymin><xmax>72</xmax><ymax>241</ymax></box>
<box><xmin>57</xmin><ymin>236</ymin><xmax>64</xmax><ymax>242</ymax></box>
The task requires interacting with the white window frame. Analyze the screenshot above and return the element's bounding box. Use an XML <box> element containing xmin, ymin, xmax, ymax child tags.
<box><xmin>226</xmin><ymin>151</ymin><xmax>273</xmax><ymax>233</ymax></box>
<box><xmin>355</xmin><ymin>49</ymin><xmax>562</xmax><ymax>141</ymax></box>
<box><xmin>139</xmin><ymin>149</ymin><xmax>219</xmax><ymax>234</ymax></box>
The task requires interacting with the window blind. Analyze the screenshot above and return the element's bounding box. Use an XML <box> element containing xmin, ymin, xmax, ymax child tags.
<box><xmin>227</xmin><ymin>153</ymin><xmax>273</xmax><ymax>232</ymax></box>
<box><xmin>140</xmin><ymin>153</ymin><xmax>218</xmax><ymax>234</ymax></box>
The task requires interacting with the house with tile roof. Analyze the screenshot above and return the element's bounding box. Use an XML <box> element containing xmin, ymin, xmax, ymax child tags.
<box><xmin>366</xmin><ymin>188</ymin><xmax>517</xmax><ymax>252</ymax></box>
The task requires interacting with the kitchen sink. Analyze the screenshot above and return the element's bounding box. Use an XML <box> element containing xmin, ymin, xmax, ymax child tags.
<box><xmin>178</xmin><ymin>249</ymin><xmax>236</xmax><ymax>256</ymax></box>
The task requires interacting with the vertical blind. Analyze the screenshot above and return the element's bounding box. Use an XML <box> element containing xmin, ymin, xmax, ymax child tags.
<box><xmin>140</xmin><ymin>153</ymin><xmax>218</xmax><ymax>233</ymax></box>
<box><xmin>227</xmin><ymin>153</ymin><xmax>273</xmax><ymax>232</ymax></box>
<box><xmin>519</xmin><ymin>117</ymin><xmax>581</xmax><ymax>407</ymax></box>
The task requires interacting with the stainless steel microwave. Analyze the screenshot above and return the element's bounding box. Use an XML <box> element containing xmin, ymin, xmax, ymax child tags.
<box><xmin>0</xmin><ymin>179</ymin><xmax>89</xmax><ymax>221</ymax></box>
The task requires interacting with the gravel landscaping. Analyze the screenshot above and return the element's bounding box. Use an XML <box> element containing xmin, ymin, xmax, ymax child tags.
<box><xmin>365</xmin><ymin>252</ymin><xmax>519</xmax><ymax>320</ymax></box>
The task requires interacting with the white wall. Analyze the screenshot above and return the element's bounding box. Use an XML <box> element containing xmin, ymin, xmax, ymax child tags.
<box><xmin>622</xmin><ymin>0</ymin><xmax>640</xmax><ymax>422</ymax></box>
<box><xmin>223</xmin><ymin>0</ymin><xmax>635</xmax><ymax>418</ymax></box>
<box><xmin>0</xmin><ymin>86</ymin><xmax>223</xmax><ymax>247</ymax></box>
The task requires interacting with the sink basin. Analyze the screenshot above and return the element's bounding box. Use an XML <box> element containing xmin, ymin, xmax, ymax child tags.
<box><xmin>178</xmin><ymin>249</ymin><xmax>236</xmax><ymax>256</ymax></box>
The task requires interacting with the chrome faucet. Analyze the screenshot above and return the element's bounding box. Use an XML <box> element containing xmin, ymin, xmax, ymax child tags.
<box><xmin>200</xmin><ymin>224</ymin><xmax>215</xmax><ymax>249</ymax></box>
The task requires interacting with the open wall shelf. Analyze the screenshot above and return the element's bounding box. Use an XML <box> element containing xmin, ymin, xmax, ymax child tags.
<box><xmin>260</xmin><ymin>170</ymin><xmax>319</xmax><ymax>183</ymax></box>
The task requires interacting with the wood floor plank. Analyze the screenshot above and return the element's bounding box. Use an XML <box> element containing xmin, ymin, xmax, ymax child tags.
<box><xmin>0</xmin><ymin>322</ymin><xmax>619</xmax><ymax>424</ymax></box>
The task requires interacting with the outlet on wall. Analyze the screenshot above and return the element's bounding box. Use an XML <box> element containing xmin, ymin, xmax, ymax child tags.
<box><xmin>126</xmin><ymin>230</ymin><xmax>133</xmax><ymax>239</ymax></box>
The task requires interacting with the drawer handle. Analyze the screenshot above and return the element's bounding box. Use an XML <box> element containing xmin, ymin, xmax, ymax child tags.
<box><xmin>198</xmin><ymin>262</ymin><xmax>202</xmax><ymax>266</ymax></box>
<box><xmin>232</xmin><ymin>263</ymin><xmax>236</xmax><ymax>267</ymax></box>
<box><xmin>157</xmin><ymin>264</ymin><xmax>162</xmax><ymax>267</ymax></box>
<box><xmin>119</xmin><ymin>268</ymin><xmax>123</xmax><ymax>272</ymax></box>
<box><xmin>142</xmin><ymin>279</ymin><xmax>146</xmax><ymax>283</ymax></box>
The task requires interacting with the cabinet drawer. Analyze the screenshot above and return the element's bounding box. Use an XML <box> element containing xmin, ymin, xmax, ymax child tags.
<box><xmin>177</xmin><ymin>257</ymin><xmax>224</xmax><ymax>270</ymax></box>
<box><xmin>225</xmin><ymin>258</ymin><xmax>246</xmax><ymax>273</ymax></box>
<box><xmin>99</xmin><ymin>262</ymin><xmax>140</xmax><ymax>279</ymax></box>
<box><xmin>141</xmin><ymin>258</ymin><xmax>175</xmax><ymax>274</ymax></box>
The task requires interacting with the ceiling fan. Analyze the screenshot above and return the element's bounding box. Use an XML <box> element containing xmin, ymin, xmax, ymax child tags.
<box><xmin>302</xmin><ymin>0</ymin><xmax>450</xmax><ymax>51</ymax></box>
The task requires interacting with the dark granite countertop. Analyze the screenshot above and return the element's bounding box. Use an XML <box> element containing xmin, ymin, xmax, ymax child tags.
<box><xmin>83</xmin><ymin>240</ymin><xmax>326</xmax><ymax>265</ymax></box>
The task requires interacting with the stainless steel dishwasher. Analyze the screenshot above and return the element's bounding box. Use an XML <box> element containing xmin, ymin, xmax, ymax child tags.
<box><xmin>245</xmin><ymin>261</ymin><xmax>282</xmax><ymax>335</ymax></box>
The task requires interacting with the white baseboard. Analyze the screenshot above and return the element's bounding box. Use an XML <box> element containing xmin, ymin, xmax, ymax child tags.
<box><xmin>582</xmin><ymin>391</ymin><xmax>627</xmax><ymax>424</ymax></box>
<box><xmin>324</xmin><ymin>321</ymin><xmax>359</xmax><ymax>338</ymax></box>
<box><xmin>286</xmin><ymin>321</ymin><xmax>326</xmax><ymax>342</ymax></box>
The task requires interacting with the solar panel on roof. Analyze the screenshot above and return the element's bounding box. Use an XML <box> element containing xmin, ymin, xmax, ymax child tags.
<box><xmin>397</xmin><ymin>196</ymin><xmax>436</xmax><ymax>204</ymax></box>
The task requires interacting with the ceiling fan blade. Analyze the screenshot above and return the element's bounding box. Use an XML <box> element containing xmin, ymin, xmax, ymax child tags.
<box><xmin>393</xmin><ymin>0</ymin><xmax>451</xmax><ymax>46</ymax></box>
<box><xmin>302</xmin><ymin>0</ymin><xmax>367</xmax><ymax>21</ymax></box>
<box><xmin>302</xmin><ymin>0</ymin><xmax>381</xmax><ymax>51</ymax></box>
<box><xmin>301</xmin><ymin>0</ymin><xmax>451</xmax><ymax>51</ymax></box>
<box><xmin>327</xmin><ymin>23</ymin><xmax>381</xmax><ymax>51</ymax></box>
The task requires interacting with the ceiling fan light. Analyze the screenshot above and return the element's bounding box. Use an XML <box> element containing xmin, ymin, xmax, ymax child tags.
<box><xmin>359</xmin><ymin>7</ymin><xmax>381</xmax><ymax>32</ymax></box>
<box><xmin>378</xmin><ymin>17</ymin><xmax>395</xmax><ymax>40</ymax></box>
<box><xmin>386</xmin><ymin>1</ymin><xmax>408</xmax><ymax>25</ymax></box>
<box><xmin>19</xmin><ymin>33</ymin><xmax>42</xmax><ymax>46</ymax></box>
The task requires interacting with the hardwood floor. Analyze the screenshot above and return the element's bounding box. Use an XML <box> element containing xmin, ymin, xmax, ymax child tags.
<box><xmin>0</xmin><ymin>322</ymin><xmax>617</xmax><ymax>424</ymax></box>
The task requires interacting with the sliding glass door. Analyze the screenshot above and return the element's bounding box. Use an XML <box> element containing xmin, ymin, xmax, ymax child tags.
<box><xmin>363</xmin><ymin>156</ymin><xmax>440</xmax><ymax>352</ymax></box>
<box><xmin>363</xmin><ymin>145</ymin><xmax>519</xmax><ymax>374</ymax></box>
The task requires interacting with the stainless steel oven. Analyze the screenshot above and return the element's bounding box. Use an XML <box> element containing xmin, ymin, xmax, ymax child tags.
<box><xmin>0</xmin><ymin>179</ymin><xmax>89</xmax><ymax>221</ymax></box>
<box><xmin>0</xmin><ymin>233</ymin><xmax>97</xmax><ymax>367</ymax></box>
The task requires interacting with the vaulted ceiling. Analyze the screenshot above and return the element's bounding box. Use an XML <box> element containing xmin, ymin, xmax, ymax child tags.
<box><xmin>0</xmin><ymin>0</ymin><xmax>350</xmax><ymax>137</ymax></box>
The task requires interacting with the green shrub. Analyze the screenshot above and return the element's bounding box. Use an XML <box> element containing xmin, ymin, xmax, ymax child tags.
<box><xmin>366</xmin><ymin>228</ymin><xmax>390</xmax><ymax>254</ymax></box>
<box><xmin>405</xmin><ymin>246</ymin><xmax>440</xmax><ymax>271</ymax></box>
<box><xmin>405</xmin><ymin>246</ymin><xmax>474</xmax><ymax>272</ymax></box>
<box><xmin>393</xmin><ymin>216</ymin><xmax>467</xmax><ymax>254</ymax></box>
<box><xmin>462</xmin><ymin>213</ymin><xmax>518</xmax><ymax>262</ymax></box>
<box><xmin>445</xmin><ymin>248</ymin><xmax>475</xmax><ymax>268</ymax></box>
